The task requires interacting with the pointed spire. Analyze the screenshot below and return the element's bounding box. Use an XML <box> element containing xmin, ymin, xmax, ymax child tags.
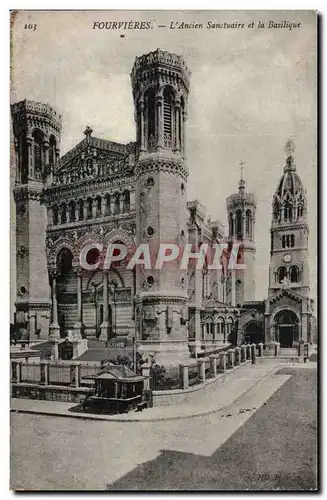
<box><xmin>284</xmin><ymin>138</ymin><xmax>296</xmax><ymax>172</ymax></box>
<box><xmin>238</xmin><ymin>160</ymin><xmax>246</xmax><ymax>193</ymax></box>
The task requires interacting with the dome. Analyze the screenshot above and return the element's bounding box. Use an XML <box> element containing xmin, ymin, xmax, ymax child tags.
<box><xmin>276</xmin><ymin>168</ymin><xmax>305</xmax><ymax>198</ymax></box>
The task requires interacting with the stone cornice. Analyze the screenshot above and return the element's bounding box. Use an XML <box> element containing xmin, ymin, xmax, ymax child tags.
<box><xmin>13</xmin><ymin>184</ymin><xmax>44</xmax><ymax>203</ymax></box>
<box><xmin>44</xmin><ymin>175</ymin><xmax>135</xmax><ymax>204</ymax></box>
<box><xmin>271</xmin><ymin>223</ymin><xmax>309</xmax><ymax>232</ymax></box>
<box><xmin>135</xmin><ymin>158</ymin><xmax>189</xmax><ymax>181</ymax></box>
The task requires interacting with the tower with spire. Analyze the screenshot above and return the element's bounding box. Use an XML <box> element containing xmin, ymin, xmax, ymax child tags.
<box><xmin>265</xmin><ymin>139</ymin><xmax>314</xmax><ymax>346</ymax></box>
<box><xmin>226</xmin><ymin>162</ymin><xmax>257</xmax><ymax>306</ymax></box>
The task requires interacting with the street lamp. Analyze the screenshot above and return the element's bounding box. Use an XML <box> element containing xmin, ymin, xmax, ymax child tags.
<box><xmin>109</xmin><ymin>280</ymin><xmax>117</xmax><ymax>337</ymax></box>
<box><xmin>91</xmin><ymin>281</ymin><xmax>99</xmax><ymax>339</ymax></box>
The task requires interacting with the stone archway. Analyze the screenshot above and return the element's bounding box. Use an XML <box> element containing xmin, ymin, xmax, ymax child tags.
<box><xmin>243</xmin><ymin>321</ymin><xmax>264</xmax><ymax>344</ymax></box>
<box><xmin>273</xmin><ymin>309</ymin><xmax>299</xmax><ymax>347</ymax></box>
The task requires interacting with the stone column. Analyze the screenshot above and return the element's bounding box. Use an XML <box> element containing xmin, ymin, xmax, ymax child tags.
<box><xmin>182</xmin><ymin>110</ymin><xmax>187</xmax><ymax>157</ymax></box>
<box><xmin>251</xmin><ymin>343</ymin><xmax>256</xmax><ymax>364</ymax></box>
<box><xmin>49</xmin><ymin>337</ymin><xmax>60</xmax><ymax>361</ymax></box>
<box><xmin>92</xmin><ymin>199</ymin><xmax>97</xmax><ymax>218</ymax></box>
<box><xmin>241</xmin><ymin>345</ymin><xmax>247</xmax><ymax>362</ymax></box>
<box><xmin>209</xmin><ymin>354</ymin><xmax>218</xmax><ymax>377</ymax></box>
<box><xmin>74</xmin><ymin>269</ymin><xmax>84</xmax><ymax>336</ymax></box>
<box><xmin>100</xmin><ymin>271</ymin><xmax>110</xmax><ymax>342</ymax></box>
<box><xmin>16</xmin><ymin>361</ymin><xmax>22</xmax><ymax>383</ymax></box>
<box><xmin>83</xmin><ymin>201</ymin><xmax>88</xmax><ymax>220</ymax></box>
<box><xmin>75</xmin><ymin>204</ymin><xmax>79</xmax><ymax>222</ymax></box>
<box><xmin>301</xmin><ymin>313</ymin><xmax>309</xmax><ymax>342</ymax></box>
<box><xmin>49</xmin><ymin>272</ymin><xmax>60</xmax><ymax>337</ymax></box>
<box><xmin>43</xmin><ymin>139</ymin><xmax>49</xmax><ymax>167</ymax></box>
<box><xmin>198</xmin><ymin>358</ymin><xmax>206</xmax><ymax>383</ymax></box>
<box><xmin>26</xmin><ymin>135</ymin><xmax>33</xmax><ymax>178</ymax></box>
<box><xmin>119</xmin><ymin>194</ymin><xmax>124</xmax><ymax>214</ymax></box>
<box><xmin>139</xmin><ymin>99</ymin><xmax>145</xmax><ymax>151</ymax></box>
<box><xmin>219</xmin><ymin>352</ymin><xmax>226</xmax><ymax>372</ymax></box>
<box><xmin>110</xmin><ymin>196</ymin><xmax>116</xmax><ymax>216</ymax></box>
<box><xmin>180</xmin><ymin>364</ymin><xmax>189</xmax><ymax>389</ymax></box>
<box><xmin>156</xmin><ymin>90</ymin><xmax>163</xmax><ymax>149</ymax></box>
<box><xmin>130</xmin><ymin>190</ymin><xmax>136</xmax><ymax>211</ymax></box>
<box><xmin>228</xmin><ymin>348</ymin><xmax>235</xmax><ymax>368</ymax></box>
<box><xmin>258</xmin><ymin>343</ymin><xmax>264</xmax><ymax>357</ymax></box>
<box><xmin>101</xmin><ymin>197</ymin><xmax>107</xmax><ymax>217</ymax></box>
<box><xmin>142</xmin><ymin>363</ymin><xmax>151</xmax><ymax>391</ymax></box>
<box><xmin>174</xmin><ymin>98</ymin><xmax>181</xmax><ymax>151</ymax></box>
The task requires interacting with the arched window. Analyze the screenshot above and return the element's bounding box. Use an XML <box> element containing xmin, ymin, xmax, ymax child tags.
<box><xmin>95</xmin><ymin>196</ymin><xmax>102</xmax><ymax>217</ymax></box>
<box><xmin>145</xmin><ymin>89</ymin><xmax>156</xmax><ymax>149</ymax></box>
<box><xmin>60</xmin><ymin>203</ymin><xmax>67</xmax><ymax>224</ymax></box>
<box><xmin>52</xmin><ymin>205</ymin><xmax>59</xmax><ymax>225</ymax></box>
<box><xmin>216</xmin><ymin>317</ymin><xmax>225</xmax><ymax>338</ymax></box>
<box><xmin>78</xmin><ymin>200</ymin><xmax>84</xmax><ymax>221</ymax></box>
<box><xmin>284</xmin><ymin>201</ymin><xmax>293</xmax><ymax>221</ymax></box>
<box><xmin>49</xmin><ymin>135</ymin><xmax>57</xmax><ymax>166</ymax></box>
<box><xmin>114</xmin><ymin>192</ymin><xmax>120</xmax><ymax>214</ymax></box>
<box><xmin>56</xmin><ymin>248</ymin><xmax>73</xmax><ymax>275</ymax></box>
<box><xmin>205</xmin><ymin>318</ymin><xmax>214</xmax><ymax>336</ymax></box>
<box><xmin>225</xmin><ymin>317</ymin><xmax>234</xmax><ymax>339</ymax></box>
<box><xmin>105</xmin><ymin>194</ymin><xmax>110</xmax><ymax>216</ymax></box>
<box><xmin>123</xmin><ymin>190</ymin><xmax>130</xmax><ymax>213</ymax></box>
<box><xmin>277</xmin><ymin>267</ymin><xmax>287</xmax><ymax>283</ymax></box>
<box><xmin>290</xmin><ymin>266</ymin><xmax>299</xmax><ymax>283</ymax></box>
<box><xmin>163</xmin><ymin>87</ymin><xmax>174</xmax><ymax>148</ymax></box>
<box><xmin>32</xmin><ymin>130</ymin><xmax>44</xmax><ymax>179</ymax></box>
<box><xmin>229</xmin><ymin>213</ymin><xmax>234</xmax><ymax>237</ymax></box>
<box><xmin>69</xmin><ymin>201</ymin><xmax>76</xmax><ymax>222</ymax></box>
<box><xmin>245</xmin><ymin>210</ymin><xmax>251</xmax><ymax>239</ymax></box>
<box><xmin>291</xmin><ymin>234</ymin><xmax>295</xmax><ymax>248</ymax></box>
<box><xmin>236</xmin><ymin>210</ymin><xmax>242</xmax><ymax>238</ymax></box>
<box><xmin>87</xmin><ymin>198</ymin><xmax>93</xmax><ymax>218</ymax></box>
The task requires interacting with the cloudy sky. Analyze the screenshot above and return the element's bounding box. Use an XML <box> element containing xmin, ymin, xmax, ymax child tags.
<box><xmin>11</xmin><ymin>10</ymin><xmax>317</xmax><ymax>303</ymax></box>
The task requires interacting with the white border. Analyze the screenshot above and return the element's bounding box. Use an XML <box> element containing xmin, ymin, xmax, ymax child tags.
<box><xmin>2</xmin><ymin>2</ymin><xmax>324</xmax><ymax>499</ymax></box>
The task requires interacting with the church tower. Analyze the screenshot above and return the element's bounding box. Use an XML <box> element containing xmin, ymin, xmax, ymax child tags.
<box><xmin>226</xmin><ymin>164</ymin><xmax>256</xmax><ymax>306</ymax></box>
<box><xmin>268</xmin><ymin>139</ymin><xmax>310</xmax><ymax>298</ymax></box>
<box><xmin>131</xmin><ymin>49</ymin><xmax>190</xmax><ymax>365</ymax></box>
<box><xmin>11</xmin><ymin>100</ymin><xmax>62</xmax><ymax>338</ymax></box>
<box><xmin>265</xmin><ymin>139</ymin><xmax>314</xmax><ymax>346</ymax></box>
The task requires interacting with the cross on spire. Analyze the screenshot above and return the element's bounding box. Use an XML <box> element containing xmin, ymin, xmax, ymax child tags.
<box><xmin>240</xmin><ymin>160</ymin><xmax>245</xmax><ymax>181</ymax></box>
<box><xmin>83</xmin><ymin>125</ymin><xmax>93</xmax><ymax>138</ymax></box>
<box><xmin>238</xmin><ymin>160</ymin><xmax>246</xmax><ymax>192</ymax></box>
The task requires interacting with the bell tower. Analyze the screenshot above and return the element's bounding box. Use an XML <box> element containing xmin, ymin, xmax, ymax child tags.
<box><xmin>268</xmin><ymin>139</ymin><xmax>310</xmax><ymax>299</ymax></box>
<box><xmin>11</xmin><ymin>100</ymin><xmax>62</xmax><ymax>338</ymax></box>
<box><xmin>226</xmin><ymin>163</ymin><xmax>256</xmax><ymax>306</ymax></box>
<box><xmin>131</xmin><ymin>49</ymin><xmax>190</xmax><ymax>365</ymax></box>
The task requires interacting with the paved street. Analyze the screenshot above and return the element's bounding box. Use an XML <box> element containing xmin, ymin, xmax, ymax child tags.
<box><xmin>10</xmin><ymin>366</ymin><xmax>317</xmax><ymax>491</ymax></box>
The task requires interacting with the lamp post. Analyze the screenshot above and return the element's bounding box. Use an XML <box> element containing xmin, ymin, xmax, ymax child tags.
<box><xmin>109</xmin><ymin>281</ymin><xmax>117</xmax><ymax>337</ymax></box>
<box><xmin>91</xmin><ymin>281</ymin><xmax>99</xmax><ymax>339</ymax></box>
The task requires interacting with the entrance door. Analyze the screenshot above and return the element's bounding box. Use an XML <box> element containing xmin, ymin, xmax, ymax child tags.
<box><xmin>279</xmin><ymin>326</ymin><xmax>293</xmax><ymax>347</ymax></box>
<box><xmin>274</xmin><ymin>309</ymin><xmax>299</xmax><ymax>347</ymax></box>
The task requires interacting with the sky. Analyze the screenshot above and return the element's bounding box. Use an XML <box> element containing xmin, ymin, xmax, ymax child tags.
<box><xmin>10</xmin><ymin>10</ymin><xmax>317</xmax><ymax>303</ymax></box>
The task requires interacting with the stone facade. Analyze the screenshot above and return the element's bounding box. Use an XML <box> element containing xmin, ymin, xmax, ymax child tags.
<box><xmin>11</xmin><ymin>50</ymin><xmax>316</xmax><ymax>364</ymax></box>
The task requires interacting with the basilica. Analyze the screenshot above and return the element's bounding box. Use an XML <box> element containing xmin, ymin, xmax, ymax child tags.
<box><xmin>11</xmin><ymin>48</ymin><xmax>316</xmax><ymax>363</ymax></box>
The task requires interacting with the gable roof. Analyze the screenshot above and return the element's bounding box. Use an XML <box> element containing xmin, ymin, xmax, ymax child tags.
<box><xmin>270</xmin><ymin>288</ymin><xmax>303</xmax><ymax>305</ymax></box>
<box><xmin>57</xmin><ymin>136</ymin><xmax>135</xmax><ymax>171</ymax></box>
